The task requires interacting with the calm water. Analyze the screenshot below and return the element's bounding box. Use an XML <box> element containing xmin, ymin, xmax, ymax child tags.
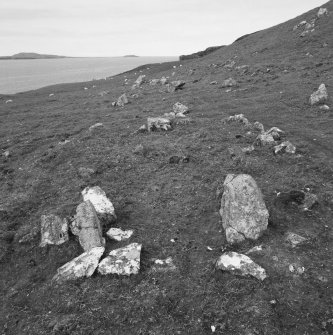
<box><xmin>0</xmin><ymin>56</ymin><xmax>178</xmax><ymax>94</ymax></box>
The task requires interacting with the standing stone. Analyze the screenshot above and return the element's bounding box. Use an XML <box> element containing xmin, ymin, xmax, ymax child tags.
<box><xmin>220</xmin><ymin>174</ymin><xmax>269</xmax><ymax>244</ymax></box>
<box><xmin>216</xmin><ymin>251</ymin><xmax>267</xmax><ymax>280</ymax></box>
<box><xmin>71</xmin><ymin>200</ymin><xmax>104</xmax><ymax>251</ymax></box>
<box><xmin>98</xmin><ymin>243</ymin><xmax>142</xmax><ymax>276</ymax></box>
<box><xmin>82</xmin><ymin>186</ymin><xmax>116</xmax><ymax>222</ymax></box>
<box><xmin>309</xmin><ymin>84</ymin><xmax>328</xmax><ymax>105</ymax></box>
<box><xmin>52</xmin><ymin>246</ymin><xmax>105</xmax><ymax>283</ymax></box>
<box><xmin>40</xmin><ymin>215</ymin><xmax>69</xmax><ymax>247</ymax></box>
<box><xmin>116</xmin><ymin>93</ymin><xmax>128</xmax><ymax>107</ymax></box>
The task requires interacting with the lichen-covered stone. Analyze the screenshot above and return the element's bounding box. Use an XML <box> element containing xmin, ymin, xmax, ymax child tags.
<box><xmin>52</xmin><ymin>246</ymin><xmax>105</xmax><ymax>283</ymax></box>
<box><xmin>40</xmin><ymin>215</ymin><xmax>69</xmax><ymax>247</ymax></box>
<box><xmin>220</xmin><ymin>174</ymin><xmax>269</xmax><ymax>244</ymax></box>
<box><xmin>216</xmin><ymin>251</ymin><xmax>267</xmax><ymax>280</ymax></box>
<box><xmin>98</xmin><ymin>243</ymin><xmax>142</xmax><ymax>276</ymax></box>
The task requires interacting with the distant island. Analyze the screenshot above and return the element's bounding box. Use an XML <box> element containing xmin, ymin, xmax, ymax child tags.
<box><xmin>0</xmin><ymin>52</ymin><xmax>67</xmax><ymax>60</ymax></box>
<box><xmin>123</xmin><ymin>55</ymin><xmax>139</xmax><ymax>58</ymax></box>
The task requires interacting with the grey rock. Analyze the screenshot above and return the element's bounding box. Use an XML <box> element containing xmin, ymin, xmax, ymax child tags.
<box><xmin>160</xmin><ymin>76</ymin><xmax>168</xmax><ymax>85</ymax></box>
<box><xmin>273</xmin><ymin>141</ymin><xmax>296</xmax><ymax>154</ymax></box>
<box><xmin>216</xmin><ymin>251</ymin><xmax>267</xmax><ymax>280</ymax></box>
<box><xmin>221</xmin><ymin>78</ymin><xmax>237</xmax><ymax>87</ymax></box>
<box><xmin>147</xmin><ymin>117</ymin><xmax>171</xmax><ymax>131</ymax></box>
<box><xmin>106</xmin><ymin>227</ymin><xmax>133</xmax><ymax>241</ymax></box>
<box><xmin>71</xmin><ymin>200</ymin><xmax>104</xmax><ymax>251</ymax></box>
<box><xmin>285</xmin><ymin>232</ymin><xmax>307</xmax><ymax>247</ymax></box>
<box><xmin>309</xmin><ymin>84</ymin><xmax>328</xmax><ymax>105</ymax></box>
<box><xmin>151</xmin><ymin>257</ymin><xmax>176</xmax><ymax>272</ymax></box>
<box><xmin>78</xmin><ymin>167</ymin><xmax>95</xmax><ymax>179</ymax></box>
<box><xmin>226</xmin><ymin>114</ymin><xmax>251</xmax><ymax>127</ymax></box>
<box><xmin>319</xmin><ymin>104</ymin><xmax>330</xmax><ymax>111</ymax></box>
<box><xmin>116</xmin><ymin>93</ymin><xmax>128</xmax><ymax>107</ymax></box>
<box><xmin>317</xmin><ymin>7</ymin><xmax>328</xmax><ymax>17</ymax></box>
<box><xmin>98</xmin><ymin>243</ymin><xmax>142</xmax><ymax>276</ymax></box>
<box><xmin>40</xmin><ymin>215</ymin><xmax>69</xmax><ymax>247</ymax></box>
<box><xmin>89</xmin><ymin>123</ymin><xmax>104</xmax><ymax>131</ymax></box>
<box><xmin>220</xmin><ymin>174</ymin><xmax>269</xmax><ymax>244</ymax></box>
<box><xmin>173</xmin><ymin>102</ymin><xmax>189</xmax><ymax>116</ymax></box>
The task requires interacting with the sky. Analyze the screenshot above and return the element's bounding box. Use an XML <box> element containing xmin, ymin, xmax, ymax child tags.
<box><xmin>0</xmin><ymin>0</ymin><xmax>327</xmax><ymax>57</ymax></box>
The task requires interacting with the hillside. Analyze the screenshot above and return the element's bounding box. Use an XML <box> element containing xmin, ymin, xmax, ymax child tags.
<box><xmin>0</xmin><ymin>1</ymin><xmax>332</xmax><ymax>335</ymax></box>
<box><xmin>0</xmin><ymin>52</ymin><xmax>66</xmax><ymax>60</ymax></box>
<box><xmin>179</xmin><ymin>46</ymin><xmax>224</xmax><ymax>61</ymax></box>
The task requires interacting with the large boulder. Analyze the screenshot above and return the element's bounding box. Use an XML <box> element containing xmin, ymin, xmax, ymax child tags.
<box><xmin>82</xmin><ymin>186</ymin><xmax>116</xmax><ymax>222</ymax></box>
<box><xmin>40</xmin><ymin>215</ymin><xmax>69</xmax><ymax>247</ymax></box>
<box><xmin>98</xmin><ymin>243</ymin><xmax>142</xmax><ymax>276</ymax></box>
<box><xmin>52</xmin><ymin>246</ymin><xmax>105</xmax><ymax>283</ymax></box>
<box><xmin>220</xmin><ymin>174</ymin><xmax>269</xmax><ymax>244</ymax></box>
<box><xmin>71</xmin><ymin>200</ymin><xmax>105</xmax><ymax>251</ymax></box>
<box><xmin>216</xmin><ymin>251</ymin><xmax>267</xmax><ymax>280</ymax></box>
<box><xmin>309</xmin><ymin>84</ymin><xmax>328</xmax><ymax>105</ymax></box>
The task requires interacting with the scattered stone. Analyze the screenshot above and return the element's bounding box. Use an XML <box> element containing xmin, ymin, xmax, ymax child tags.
<box><xmin>58</xmin><ymin>140</ymin><xmax>70</xmax><ymax>145</ymax></box>
<box><xmin>265</xmin><ymin>127</ymin><xmax>284</xmax><ymax>140</ymax></box>
<box><xmin>160</xmin><ymin>76</ymin><xmax>168</xmax><ymax>85</ymax></box>
<box><xmin>164</xmin><ymin>112</ymin><xmax>176</xmax><ymax>119</ymax></box>
<box><xmin>224</xmin><ymin>60</ymin><xmax>236</xmax><ymax>69</ymax></box>
<box><xmin>40</xmin><ymin>215</ymin><xmax>69</xmax><ymax>247</ymax></box>
<box><xmin>98</xmin><ymin>90</ymin><xmax>109</xmax><ymax>97</ymax></box>
<box><xmin>2</xmin><ymin>150</ymin><xmax>10</xmax><ymax>159</ymax></box>
<box><xmin>221</xmin><ymin>78</ymin><xmax>237</xmax><ymax>87</ymax></box>
<box><xmin>273</xmin><ymin>141</ymin><xmax>296</xmax><ymax>154</ymax></box>
<box><xmin>134</xmin><ymin>75</ymin><xmax>146</xmax><ymax>87</ymax></box>
<box><xmin>5</xmin><ymin>100</ymin><xmax>13</xmax><ymax>104</ymax></box>
<box><xmin>89</xmin><ymin>123</ymin><xmax>104</xmax><ymax>131</ymax></box>
<box><xmin>317</xmin><ymin>7</ymin><xmax>328</xmax><ymax>18</ymax></box>
<box><xmin>151</xmin><ymin>257</ymin><xmax>176</xmax><ymax>272</ymax></box>
<box><xmin>253</xmin><ymin>121</ymin><xmax>265</xmax><ymax>133</ymax></box>
<box><xmin>71</xmin><ymin>200</ymin><xmax>105</xmax><ymax>251</ymax></box>
<box><xmin>226</xmin><ymin>114</ymin><xmax>251</xmax><ymax>127</ymax></box>
<box><xmin>285</xmin><ymin>232</ymin><xmax>307</xmax><ymax>247</ymax></box>
<box><xmin>147</xmin><ymin>117</ymin><xmax>171</xmax><ymax>131</ymax></box>
<box><xmin>173</xmin><ymin>102</ymin><xmax>189</xmax><ymax>116</ymax></box>
<box><xmin>133</xmin><ymin>144</ymin><xmax>144</xmax><ymax>154</ymax></box>
<box><xmin>309</xmin><ymin>84</ymin><xmax>328</xmax><ymax>105</ymax></box>
<box><xmin>246</xmin><ymin>245</ymin><xmax>263</xmax><ymax>254</ymax></box>
<box><xmin>98</xmin><ymin>243</ymin><xmax>142</xmax><ymax>276</ymax></box>
<box><xmin>116</xmin><ymin>93</ymin><xmax>128</xmax><ymax>107</ymax></box>
<box><xmin>106</xmin><ymin>227</ymin><xmax>133</xmax><ymax>241</ymax></box>
<box><xmin>220</xmin><ymin>174</ymin><xmax>269</xmax><ymax>244</ymax></box>
<box><xmin>171</xmin><ymin>80</ymin><xmax>186</xmax><ymax>91</ymax></box>
<box><xmin>300</xmin><ymin>192</ymin><xmax>318</xmax><ymax>211</ymax></box>
<box><xmin>52</xmin><ymin>246</ymin><xmax>105</xmax><ymax>283</ymax></box>
<box><xmin>82</xmin><ymin>186</ymin><xmax>116</xmax><ymax>222</ymax></box>
<box><xmin>149</xmin><ymin>79</ymin><xmax>160</xmax><ymax>85</ymax></box>
<box><xmin>210</xmin><ymin>81</ymin><xmax>218</xmax><ymax>85</ymax></box>
<box><xmin>138</xmin><ymin>124</ymin><xmax>148</xmax><ymax>133</ymax></box>
<box><xmin>168</xmin><ymin>155</ymin><xmax>189</xmax><ymax>164</ymax></box>
<box><xmin>174</xmin><ymin>117</ymin><xmax>192</xmax><ymax>125</ymax></box>
<box><xmin>216</xmin><ymin>251</ymin><xmax>267</xmax><ymax>281</ymax></box>
<box><xmin>256</xmin><ymin>133</ymin><xmax>275</xmax><ymax>145</ymax></box>
<box><xmin>49</xmin><ymin>93</ymin><xmax>54</xmax><ymax>97</ymax></box>
<box><xmin>242</xmin><ymin>145</ymin><xmax>255</xmax><ymax>154</ymax></box>
<box><xmin>78</xmin><ymin>167</ymin><xmax>95</xmax><ymax>179</ymax></box>
<box><xmin>319</xmin><ymin>104</ymin><xmax>330</xmax><ymax>111</ymax></box>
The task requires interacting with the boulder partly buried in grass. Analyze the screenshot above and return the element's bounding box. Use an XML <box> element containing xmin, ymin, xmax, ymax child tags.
<box><xmin>220</xmin><ymin>174</ymin><xmax>269</xmax><ymax>244</ymax></box>
<box><xmin>309</xmin><ymin>84</ymin><xmax>328</xmax><ymax>105</ymax></box>
<box><xmin>147</xmin><ymin>117</ymin><xmax>171</xmax><ymax>131</ymax></box>
<box><xmin>52</xmin><ymin>246</ymin><xmax>105</xmax><ymax>283</ymax></box>
<box><xmin>98</xmin><ymin>243</ymin><xmax>142</xmax><ymax>276</ymax></box>
<box><xmin>40</xmin><ymin>214</ymin><xmax>69</xmax><ymax>247</ymax></box>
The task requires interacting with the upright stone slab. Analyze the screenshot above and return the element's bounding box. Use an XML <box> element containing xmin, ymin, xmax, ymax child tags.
<box><xmin>71</xmin><ymin>200</ymin><xmax>104</xmax><ymax>251</ymax></box>
<box><xmin>220</xmin><ymin>174</ymin><xmax>269</xmax><ymax>244</ymax></box>
<box><xmin>40</xmin><ymin>215</ymin><xmax>69</xmax><ymax>247</ymax></box>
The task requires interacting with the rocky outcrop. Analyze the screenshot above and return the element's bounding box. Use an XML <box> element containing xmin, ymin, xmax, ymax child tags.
<box><xmin>220</xmin><ymin>174</ymin><xmax>269</xmax><ymax>244</ymax></box>
<box><xmin>52</xmin><ymin>246</ymin><xmax>105</xmax><ymax>283</ymax></box>
<box><xmin>216</xmin><ymin>251</ymin><xmax>267</xmax><ymax>280</ymax></box>
<box><xmin>71</xmin><ymin>200</ymin><xmax>105</xmax><ymax>251</ymax></box>
<box><xmin>98</xmin><ymin>243</ymin><xmax>142</xmax><ymax>276</ymax></box>
<box><xmin>40</xmin><ymin>215</ymin><xmax>69</xmax><ymax>247</ymax></box>
<box><xmin>309</xmin><ymin>84</ymin><xmax>328</xmax><ymax>105</ymax></box>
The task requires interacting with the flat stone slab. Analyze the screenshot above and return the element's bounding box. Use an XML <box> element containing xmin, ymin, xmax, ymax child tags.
<box><xmin>216</xmin><ymin>251</ymin><xmax>267</xmax><ymax>281</ymax></box>
<box><xmin>106</xmin><ymin>227</ymin><xmax>133</xmax><ymax>241</ymax></box>
<box><xmin>98</xmin><ymin>243</ymin><xmax>142</xmax><ymax>276</ymax></box>
<box><xmin>52</xmin><ymin>246</ymin><xmax>105</xmax><ymax>283</ymax></box>
<box><xmin>40</xmin><ymin>214</ymin><xmax>69</xmax><ymax>247</ymax></box>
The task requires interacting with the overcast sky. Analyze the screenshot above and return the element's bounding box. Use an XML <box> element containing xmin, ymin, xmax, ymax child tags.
<box><xmin>0</xmin><ymin>0</ymin><xmax>326</xmax><ymax>57</ymax></box>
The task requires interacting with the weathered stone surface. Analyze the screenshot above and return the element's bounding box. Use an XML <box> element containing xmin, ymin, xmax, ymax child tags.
<box><xmin>160</xmin><ymin>76</ymin><xmax>168</xmax><ymax>85</ymax></box>
<box><xmin>135</xmin><ymin>75</ymin><xmax>146</xmax><ymax>86</ymax></box>
<box><xmin>116</xmin><ymin>93</ymin><xmax>128</xmax><ymax>107</ymax></box>
<box><xmin>317</xmin><ymin>7</ymin><xmax>328</xmax><ymax>18</ymax></box>
<box><xmin>106</xmin><ymin>227</ymin><xmax>133</xmax><ymax>241</ymax></box>
<box><xmin>255</xmin><ymin>133</ymin><xmax>275</xmax><ymax>145</ymax></box>
<box><xmin>220</xmin><ymin>174</ymin><xmax>269</xmax><ymax>244</ymax></box>
<box><xmin>89</xmin><ymin>123</ymin><xmax>104</xmax><ymax>131</ymax></box>
<box><xmin>149</xmin><ymin>79</ymin><xmax>160</xmax><ymax>85</ymax></box>
<box><xmin>40</xmin><ymin>215</ymin><xmax>69</xmax><ymax>247</ymax></box>
<box><xmin>216</xmin><ymin>251</ymin><xmax>267</xmax><ymax>280</ymax></box>
<box><xmin>253</xmin><ymin>121</ymin><xmax>265</xmax><ymax>133</ymax></box>
<box><xmin>98</xmin><ymin>243</ymin><xmax>142</xmax><ymax>276</ymax></box>
<box><xmin>164</xmin><ymin>112</ymin><xmax>176</xmax><ymax>119</ymax></box>
<box><xmin>71</xmin><ymin>200</ymin><xmax>104</xmax><ymax>251</ymax></box>
<box><xmin>147</xmin><ymin>117</ymin><xmax>171</xmax><ymax>131</ymax></box>
<box><xmin>171</xmin><ymin>80</ymin><xmax>186</xmax><ymax>90</ymax></box>
<box><xmin>78</xmin><ymin>167</ymin><xmax>95</xmax><ymax>179</ymax></box>
<box><xmin>309</xmin><ymin>84</ymin><xmax>328</xmax><ymax>105</ymax></box>
<box><xmin>82</xmin><ymin>186</ymin><xmax>116</xmax><ymax>222</ymax></box>
<box><xmin>285</xmin><ymin>232</ymin><xmax>307</xmax><ymax>247</ymax></box>
<box><xmin>265</xmin><ymin>127</ymin><xmax>284</xmax><ymax>140</ymax></box>
<box><xmin>226</xmin><ymin>114</ymin><xmax>251</xmax><ymax>127</ymax></box>
<box><xmin>52</xmin><ymin>246</ymin><xmax>105</xmax><ymax>283</ymax></box>
<box><xmin>151</xmin><ymin>257</ymin><xmax>176</xmax><ymax>272</ymax></box>
<box><xmin>173</xmin><ymin>102</ymin><xmax>189</xmax><ymax>116</ymax></box>
<box><xmin>221</xmin><ymin>77</ymin><xmax>237</xmax><ymax>87</ymax></box>
<box><xmin>319</xmin><ymin>104</ymin><xmax>330</xmax><ymax>111</ymax></box>
<box><xmin>274</xmin><ymin>141</ymin><xmax>296</xmax><ymax>154</ymax></box>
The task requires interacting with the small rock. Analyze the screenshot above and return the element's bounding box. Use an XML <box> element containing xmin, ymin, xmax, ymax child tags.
<box><xmin>49</xmin><ymin>93</ymin><xmax>54</xmax><ymax>97</ymax></box>
<box><xmin>242</xmin><ymin>145</ymin><xmax>255</xmax><ymax>154</ymax></box>
<box><xmin>151</xmin><ymin>257</ymin><xmax>176</xmax><ymax>272</ymax></box>
<box><xmin>317</xmin><ymin>7</ymin><xmax>328</xmax><ymax>18</ymax></box>
<box><xmin>221</xmin><ymin>78</ymin><xmax>237</xmax><ymax>87</ymax></box>
<box><xmin>106</xmin><ymin>227</ymin><xmax>133</xmax><ymax>241</ymax></box>
<box><xmin>220</xmin><ymin>174</ymin><xmax>269</xmax><ymax>244</ymax></box>
<box><xmin>82</xmin><ymin>186</ymin><xmax>116</xmax><ymax>222</ymax></box>
<box><xmin>246</xmin><ymin>245</ymin><xmax>263</xmax><ymax>254</ymax></box>
<box><xmin>226</xmin><ymin>114</ymin><xmax>251</xmax><ymax>127</ymax></box>
<box><xmin>300</xmin><ymin>192</ymin><xmax>318</xmax><ymax>211</ymax></box>
<box><xmin>5</xmin><ymin>99</ymin><xmax>13</xmax><ymax>104</ymax></box>
<box><xmin>171</xmin><ymin>80</ymin><xmax>186</xmax><ymax>90</ymax></box>
<box><xmin>309</xmin><ymin>84</ymin><xmax>328</xmax><ymax>105</ymax></box>
<box><xmin>265</xmin><ymin>127</ymin><xmax>284</xmax><ymax>140</ymax></box>
<box><xmin>164</xmin><ymin>112</ymin><xmax>176</xmax><ymax>119</ymax></box>
<box><xmin>2</xmin><ymin>150</ymin><xmax>10</xmax><ymax>158</ymax></box>
<box><xmin>138</xmin><ymin>124</ymin><xmax>148</xmax><ymax>133</ymax></box>
<box><xmin>210</xmin><ymin>81</ymin><xmax>218</xmax><ymax>85</ymax></box>
<box><xmin>160</xmin><ymin>76</ymin><xmax>168</xmax><ymax>85</ymax></box>
<box><xmin>216</xmin><ymin>251</ymin><xmax>267</xmax><ymax>280</ymax></box>
<box><xmin>173</xmin><ymin>102</ymin><xmax>189</xmax><ymax>116</ymax></box>
<box><xmin>89</xmin><ymin>123</ymin><xmax>104</xmax><ymax>131</ymax></box>
<box><xmin>116</xmin><ymin>93</ymin><xmax>128</xmax><ymax>107</ymax></box>
<box><xmin>98</xmin><ymin>243</ymin><xmax>142</xmax><ymax>276</ymax></box>
<box><xmin>40</xmin><ymin>215</ymin><xmax>69</xmax><ymax>247</ymax></box>
<box><xmin>273</xmin><ymin>141</ymin><xmax>296</xmax><ymax>154</ymax></box>
<box><xmin>78</xmin><ymin>167</ymin><xmax>95</xmax><ymax>179</ymax></box>
<box><xmin>147</xmin><ymin>117</ymin><xmax>171</xmax><ymax>131</ymax></box>
<box><xmin>98</xmin><ymin>90</ymin><xmax>109</xmax><ymax>97</ymax></box>
<box><xmin>71</xmin><ymin>200</ymin><xmax>105</xmax><ymax>251</ymax></box>
<box><xmin>149</xmin><ymin>79</ymin><xmax>160</xmax><ymax>85</ymax></box>
<box><xmin>285</xmin><ymin>232</ymin><xmax>307</xmax><ymax>247</ymax></box>
<box><xmin>253</xmin><ymin>121</ymin><xmax>265</xmax><ymax>133</ymax></box>
<box><xmin>133</xmin><ymin>144</ymin><xmax>144</xmax><ymax>154</ymax></box>
<box><xmin>319</xmin><ymin>104</ymin><xmax>330</xmax><ymax>111</ymax></box>
<box><xmin>134</xmin><ymin>75</ymin><xmax>146</xmax><ymax>87</ymax></box>
<box><xmin>52</xmin><ymin>246</ymin><xmax>105</xmax><ymax>283</ymax></box>
<box><xmin>255</xmin><ymin>133</ymin><xmax>275</xmax><ymax>146</ymax></box>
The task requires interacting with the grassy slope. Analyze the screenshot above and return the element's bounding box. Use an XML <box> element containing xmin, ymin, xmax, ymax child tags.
<box><xmin>0</xmin><ymin>1</ymin><xmax>332</xmax><ymax>334</ymax></box>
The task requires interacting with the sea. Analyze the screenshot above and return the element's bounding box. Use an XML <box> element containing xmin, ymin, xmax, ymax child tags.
<box><xmin>0</xmin><ymin>56</ymin><xmax>178</xmax><ymax>95</ymax></box>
